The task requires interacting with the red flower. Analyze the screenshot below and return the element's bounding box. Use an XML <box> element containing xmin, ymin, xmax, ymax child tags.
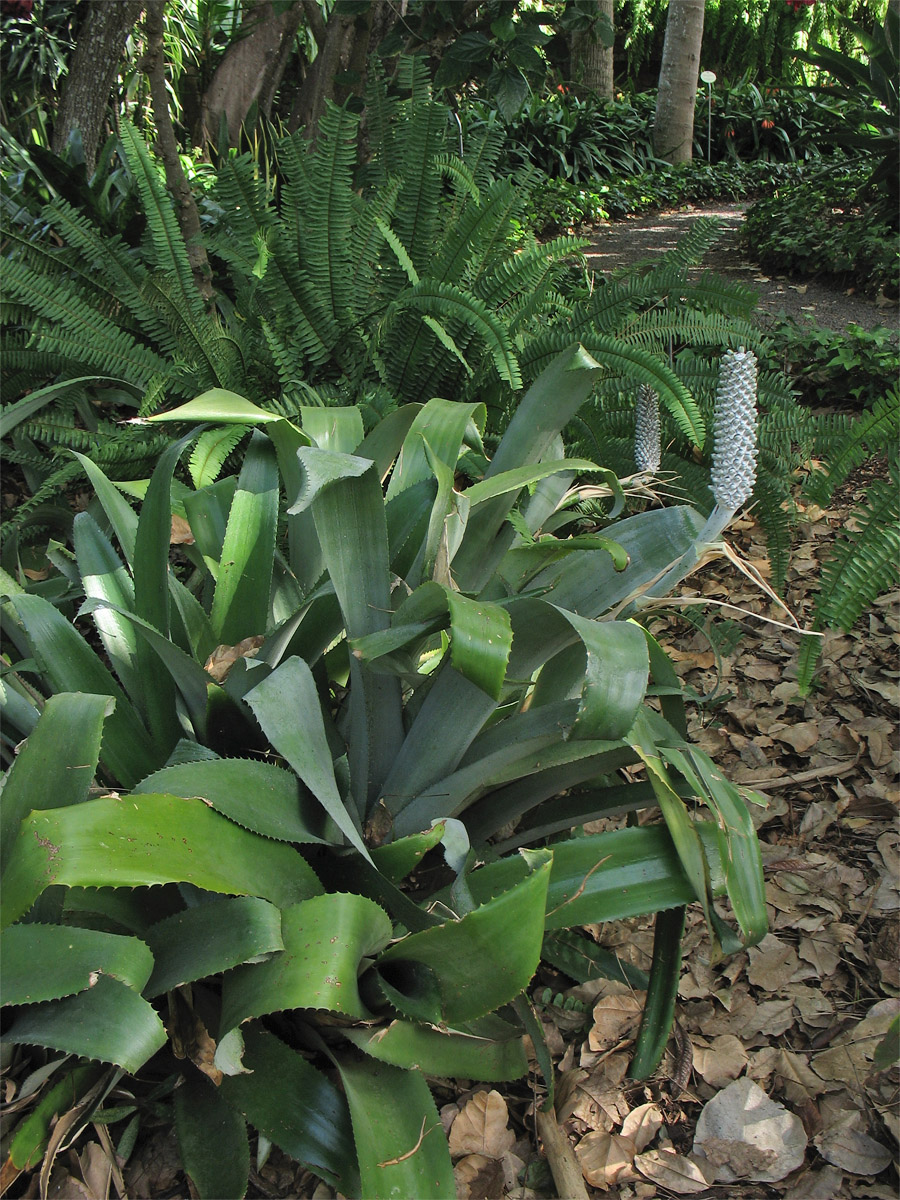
<box><xmin>761</xmin><ymin>119</ymin><xmax>775</xmax><ymax>129</ymax></box>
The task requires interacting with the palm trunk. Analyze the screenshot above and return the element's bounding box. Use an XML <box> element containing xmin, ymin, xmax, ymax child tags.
<box><xmin>653</xmin><ymin>0</ymin><xmax>706</xmax><ymax>164</ymax></box>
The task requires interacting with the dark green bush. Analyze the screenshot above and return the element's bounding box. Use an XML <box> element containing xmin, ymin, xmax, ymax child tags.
<box><xmin>743</xmin><ymin>160</ymin><xmax>898</xmax><ymax>294</ymax></box>
<box><xmin>762</xmin><ymin>316</ymin><xmax>900</xmax><ymax>408</ymax></box>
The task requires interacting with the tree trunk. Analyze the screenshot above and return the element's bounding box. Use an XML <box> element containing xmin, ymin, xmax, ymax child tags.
<box><xmin>143</xmin><ymin>0</ymin><xmax>214</xmax><ymax>306</ymax></box>
<box><xmin>570</xmin><ymin>0</ymin><xmax>614</xmax><ymax>100</ymax></box>
<box><xmin>287</xmin><ymin>2</ymin><xmax>376</xmax><ymax>141</ymax></box>
<box><xmin>51</xmin><ymin>0</ymin><xmax>142</xmax><ymax>172</ymax></box>
<box><xmin>653</xmin><ymin>0</ymin><xmax>705</xmax><ymax>164</ymax></box>
<box><xmin>201</xmin><ymin>0</ymin><xmax>303</xmax><ymax>149</ymax></box>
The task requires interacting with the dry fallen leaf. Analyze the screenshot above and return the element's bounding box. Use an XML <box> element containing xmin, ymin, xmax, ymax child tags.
<box><xmin>692</xmin><ymin>1034</ymin><xmax>749</xmax><ymax>1089</ymax></box>
<box><xmin>447</xmin><ymin>1090</ymin><xmax>515</xmax><ymax>1160</ymax></box>
<box><xmin>574</xmin><ymin>1129</ymin><xmax>636</xmax><ymax>1188</ymax></box>
<box><xmin>587</xmin><ymin>992</ymin><xmax>645</xmax><ymax>1052</ymax></box>
<box><xmin>693</xmin><ymin>1077</ymin><xmax>808</xmax><ymax>1183</ymax></box>
<box><xmin>813</xmin><ymin>1117</ymin><xmax>893</xmax><ymax>1176</ymax></box>
<box><xmin>620</xmin><ymin>1102</ymin><xmax>663</xmax><ymax>1152</ymax></box>
<box><xmin>170</xmin><ymin>514</ymin><xmax>195</xmax><ymax>545</ymax></box>
<box><xmin>203</xmin><ymin>634</ymin><xmax>266</xmax><ymax>683</ymax></box>
<box><xmin>452</xmin><ymin>1153</ymin><xmax>505</xmax><ymax>1199</ymax></box>
<box><xmin>633</xmin><ymin>1147</ymin><xmax>711</xmax><ymax>1194</ymax></box>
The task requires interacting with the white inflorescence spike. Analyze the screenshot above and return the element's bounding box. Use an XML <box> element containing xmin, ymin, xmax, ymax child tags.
<box><xmin>634</xmin><ymin>384</ymin><xmax>661</xmax><ymax>473</ymax></box>
<box><xmin>710</xmin><ymin>347</ymin><xmax>758</xmax><ymax>511</ymax></box>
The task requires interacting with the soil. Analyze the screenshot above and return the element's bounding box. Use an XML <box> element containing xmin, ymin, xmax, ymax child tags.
<box><xmin>584</xmin><ymin>200</ymin><xmax>896</xmax><ymax>333</ymax></box>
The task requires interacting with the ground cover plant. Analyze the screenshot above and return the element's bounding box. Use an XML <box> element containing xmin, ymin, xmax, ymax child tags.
<box><xmin>0</xmin><ymin>342</ymin><xmax>770</xmax><ymax>1197</ymax></box>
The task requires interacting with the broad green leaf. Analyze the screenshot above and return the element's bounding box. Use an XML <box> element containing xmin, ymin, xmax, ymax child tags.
<box><xmin>453</xmin><ymin>344</ymin><xmax>604</xmax><ymax>590</ymax></box>
<box><xmin>300</xmin><ymin>405</ymin><xmax>364</xmax><ymax>453</ymax></box>
<box><xmin>71</xmin><ymin>453</ymin><xmax>139</xmax><ymax>564</ymax></box>
<box><xmin>631</xmin><ymin>741</ymin><xmax>717</xmax><ymax>951</ymax></box>
<box><xmin>386</xmin><ymin>398</ymin><xmax>485</xmax><ymax>502</ymax></box>
<box><xmin>0</xmin><ymin>691</ymin><xmax>111</xmax><ymax>875</ymax></box>
<box><xmin>369</xmin><ymin>822</ymin><xmax>448</xmax><ymax>884</ymax></box>
<box><xmin>344</xmin><ymin>1014</ymin><xmax>528</xmax><ymax>1081</ymax></box>
<box><xmin>445</xmin><ymin>590</ymin><xmax>512</xmax><ymax>701</ymax></box>
<box><xmin>336</xmin><ymin>1055</ymin><xmax>455</xmax><ymax>1200</ymax></box>
<box><xmin>174</xmin><ymin>1071</ymin><xmax>250</xmax><ymax>1200</ymax></box>
<box><xmin>132</xmin><ymin>431</ymin><xmax>196</xmax><ymax>753</ymax></box>
<box><xmin>4</xmin><ymin>594</ymin><xmax>158</xmax><ymax>787</ymax></box>
<box><xmin>527</xmin><ymin>504</ymin><xmax>706</xmax><ymax>619</ymax></box>
<box><xmin>2</xmin><ymin>794</ymin><xmax>321</xmax><ymax>928</ymax></box>
<box><xmin>463</xmin><ymin>458</ymin><xmax>601</xmax><ymax>507</ymax></box>
<box><xmin>143</xmin><ymin>897</ymin><xmax>284</xmax><ymax>997</ymax></box>
<box><xmin>219</xmin><ymin>894</ymin><xmax>393</xmax><ymax>1035</ymax></box>
<box><xmin>210</xmin><ymin>431</ymin><xmax>279</xmax><ymax>644</ymax></box>
<box><xmin>356</xmin><ymin>405</ymin><xmax>421</xmax><ymax>482</ymax></box>
<box><xmin>463</xmin><ymin>824</ymin><xmax>725</xmax><ymax>930</ymax></box>
<box><xmin>244</xmin><ymin>658</ymin><xmax>369</xmax><ymax>858</ymax></box>
<box><xmin>182</xmin><ymin>475</ymin><xmax>237</xmax><ymax>579</ymax></box>
<box><xmin>73</xmin><ymin>513</ymin><xmax>143</xmax><ymax>709</ymax></box>
<box><xmin>290</xmin><ymin>449</ymin><xmax>404</xmax><ymax>812</ymax></box>
<box><xmin>134</xmin><ymin>758</ymin><xmax>341</xmax><ymax>845</ymax></box>
<box><xmin>80</xmin><ymin>599</ymin><xmax>211</xmax><ymax>739</ymax></box>
<box><xmin>1</xmin><ymin>924</ymin><xmax>154</xmax><ymax>1005</ymax></box>
<box><xmin>2</xmin><ymin>975</ymin><xmax>166</xmax><ymax>1073</ymax></box>
<box><xmin>148</xmin><ymin>389</ymin><xmax>284</xmax><ymax>424</ymax></box>
<box><xmin>375</xmin><ymin>850</ymin><xmax>551</xmax><ymax>1023</ymax></box>
<box><xmin>219</xmin><ymin>1025</ymin><xmax>359</xmax><ymax>1195</ymax></box>
<box><xmin>540</xmin><ymin>611</ymin><xmax>649</xmax><ymax>740</ymax></box>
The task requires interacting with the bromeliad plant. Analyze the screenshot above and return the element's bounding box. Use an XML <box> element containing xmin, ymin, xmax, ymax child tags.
<box><xmin>0</xmin><ymin>347</ymin><xmax>767</xmax><ymax>1198</ymax></box>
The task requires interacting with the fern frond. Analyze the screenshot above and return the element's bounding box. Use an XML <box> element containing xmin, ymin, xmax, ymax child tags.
<box><xmin>3</xmin><ymin>259</ymin><xmax>166</xmax><ymax>383</ymax></box>
<box><xmin>118</xmin><ymin>121</ymin><xmax>205</xmax><ymax>321</ymax></box>
<box><xmin>815</xmin><ymin>472</ymin><xmax>900</xmax><ymax>631</ymax></box>
<box><xmin>805</xmin><ymin>387</ymin><xmax>900</xmax><ymax>506</ymax></box>
<box><xmin>189</xmin><ymin>425</ymin><xmax>248</xmax><ymax>489</ymax></box>
<box><xmin>387</xmin><ymin>280</ymin><xmax>523</xmax><ymax>391</ymax></box>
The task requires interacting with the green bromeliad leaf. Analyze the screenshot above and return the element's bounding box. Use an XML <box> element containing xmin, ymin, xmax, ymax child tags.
<box><xmin>2</xmin><ymin>795</ymin><xmax>321</xmax><ymax>928</ymax></box>
<box><xmin>2</xmin><ymin>975</ymin><xmax>166</xmax><ymax>1073</ymax></box>
<box><xmin>134</xmin><ymin>757</ymin><xmax>342</xmax><ymax>845</ymax></box>
<box><xmin>336</xmin><ymin>1054</ymin><xmax>455</xmax><ymax>1200</ymax></box>
<box><xmin>462</xmin><ymin>824</ymin><xmax>724</xmax><ymax>930</ymax></box>
<box><xmin>147</xmin><ymin>388</ymin><xmax>287</xmax><ymax>425</ymax></box>
<box><xmin>343</xmin><ymin>1013</ymin><xmax>528</xmax><ymax>1081</ymax></box>
<box><xmin>1</xmin><ymin>923</ymin><xmax>154</xmax><ymax>1005</ymax></box>
<box><xmin>219</xmin><ymin>894</ymin><xmax>393</xmax><ymax>1035</ymax></box>
<box><xmin>218</xmin><ymin>1025</ymin><xmax>359</xmax><ymax>1195</ymax></box>
<box><xmin>0</xmin><ymin>691</ymin><xmax>111</xmax><ymax>875</ymax></box>
<box><xmin>174</xmin><ymin>1071</ymin><xmax>250</xmax><ymax>1200</ymax></box>
<box><xmin>143</xmin><ymin>897</ymin><xmax>285</xmax><ymax>997</ymax></box>
<box><xmin>374</xmin><ymin>849</ymin><xmax>550</xmax><ymax>1023</ymax></box>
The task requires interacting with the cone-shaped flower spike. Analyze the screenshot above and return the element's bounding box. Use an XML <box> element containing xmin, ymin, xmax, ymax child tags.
<box><xmin>710</xmin><ymin>348</ymin><xmax>758</xmax><ymax>512</ymax></box>
<box><xmin>620</xmin><ymin>348</ymin><xmax>760</xmax><ymax>616</ymax></box>
<box><xmin>635</xmin><ymin>385</ymin><xmax>661</xmax><ymax>473</ymax></box>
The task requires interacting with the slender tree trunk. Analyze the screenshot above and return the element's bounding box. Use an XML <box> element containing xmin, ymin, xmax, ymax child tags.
<box><xmin>143</xmin><ymin>0</ymin><xmax>214</xmax><ymax>306</ymax></box>
<box><xmin>653</xmin><ymin>0</ymin><xmax>705</xmax><ymax>164</ymax></box>
<box><xmin>201</xmin><ymin>0</ymin><xmax>303</xmax><ymax>149</ymax></box>
<box><xmin>51</xmin><ymin>0</ymin><xmax>142</xmax><ymax>172</ymax></box>
<box><xmin>570</xmin><ymin>0</ymin><xmax>615</xmax><ymax>99</ymax></box>
<box><xmin>287</xmin><ymin>2</ymin><xmax>377</xmax><ymax>141</ymax></box>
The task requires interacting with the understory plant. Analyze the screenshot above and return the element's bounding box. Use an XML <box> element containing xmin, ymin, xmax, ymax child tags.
<box><xmin>0</xmin><ymin>347</ymin><xmax>767</xmax><ymax>1197</ymax></box>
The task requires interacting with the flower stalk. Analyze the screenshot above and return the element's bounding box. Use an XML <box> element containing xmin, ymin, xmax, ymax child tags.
<box><xmin>634</xmin><ymin>384</ymin><xmax>661</xmax><ymax>474</ymax></box>
<box><xmin>625</xmin><ymin>348</ymin><xmax>759</xmax><ymax>612</ymax></box>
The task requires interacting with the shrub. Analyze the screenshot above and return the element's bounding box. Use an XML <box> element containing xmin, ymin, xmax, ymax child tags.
<box><xmin>762</xmin><ymin>315</ymin><xmax>900</xmax><ymax>409</ymax></box>
<box><xmin>743</xmin><ymin>159</ymin><xmax>898</xmax><ymax>294</ymax></box>
<box><xmin>0</xmin><ymin>350</ymin><xmax>767</xmax><ymax>1195</ymax></box>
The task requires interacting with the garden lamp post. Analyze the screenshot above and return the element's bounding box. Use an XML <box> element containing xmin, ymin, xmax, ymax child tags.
<box><xmin>700</xmin><ymin>70</ymin><xmax>716</xmax><ymax>161</ymax></box>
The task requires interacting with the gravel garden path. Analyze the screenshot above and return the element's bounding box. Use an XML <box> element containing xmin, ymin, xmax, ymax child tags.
<box><xmin>585</xmin><ymin>200</ymin><xmax>894</xmax><ymax>332</ymax></box>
